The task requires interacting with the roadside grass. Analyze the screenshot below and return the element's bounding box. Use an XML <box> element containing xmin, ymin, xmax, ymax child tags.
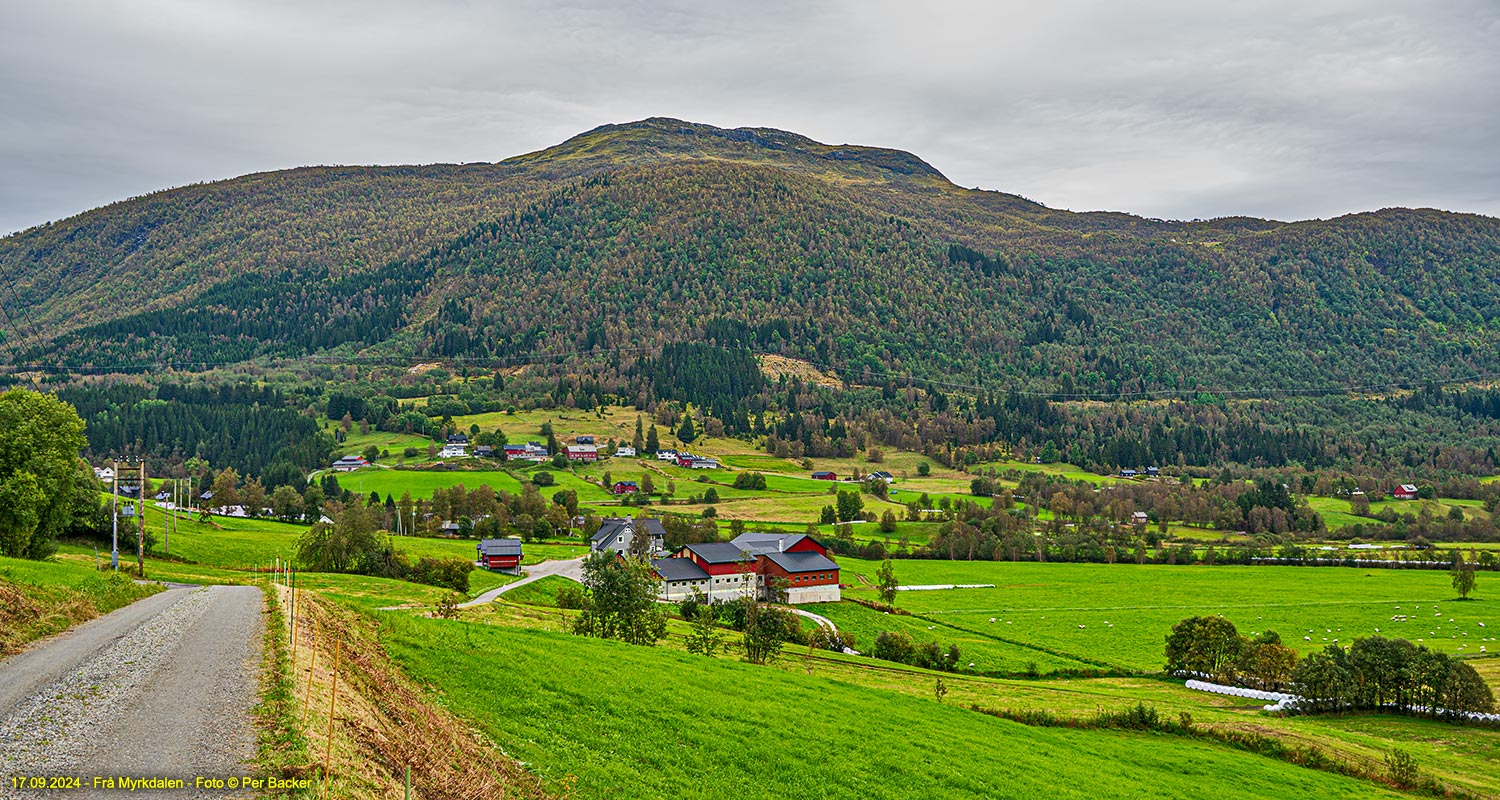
<box><xmin>837</xmin><ymin>558</ymin><xmax>1499</xmax><ymax>671</ymax></box>
<box><xmin>379</xmin><ymin>612</ymin><xmax>1403</xmax><ymax>800</ymax></box>
<box><xmin>0</xmin><ymin>555</ymin><xmax>162</xmax><ymax>655</ymax></box>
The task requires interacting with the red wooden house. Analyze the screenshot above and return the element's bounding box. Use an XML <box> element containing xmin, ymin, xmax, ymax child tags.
<box><xmin>1393</xmin><ymin>484</ymin><xmax>1420</xmax><ymax>501</ymax></box>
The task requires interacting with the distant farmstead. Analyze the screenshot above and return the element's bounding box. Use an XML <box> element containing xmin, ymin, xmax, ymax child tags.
<box><xmin>330</xmin><ymin>455</ymin><xmax>369</xmax><ymax>472</ymax></box>
<box><xmin>566</xmin><ymin>444</ymin><xmax>599</xmax><ymax>462</ymax></box>
<box><xmin>812</xmin><ymin>471</ymin><xmax>837</xmax><ymax>481</ymax></box>
<box><xmin>503</xmin><ymin>442</ymin><xmax>550</xmax><ymax>462</ymax></box>
<box><xmin>1394</xmin><ymin>484</ymin><xmax>1420</xmax><ymax>501</ymax></box>
<box><xmin>612</xmin><ymin>480</ymin><xmax>639</xmax><ymax>495</ymax></box>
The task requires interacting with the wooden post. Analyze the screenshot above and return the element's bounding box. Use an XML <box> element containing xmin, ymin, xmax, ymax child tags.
<box><xmin>301</xmin><ymin>621</ymin><xmax>318</xmax><ymax>729</ymax></box>
<box><xmin>323</xmin><ymin>639</ymin><xmax>340</xmax><ymax>796</ymax></box>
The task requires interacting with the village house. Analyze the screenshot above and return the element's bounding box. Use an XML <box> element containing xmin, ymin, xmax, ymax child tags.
<box><xmin>1131</xmin><ymin>511</ymin><xmax>1150</xmax><ymax>526</ymax></box>
<box><xmin>329</xmin><ymin>454</ymin><xmax>369</xmax><ymax>472</ymax></box>
<box><xmin>94</xmin><ymin>466</ymin><xmax>115</xmax><ymax>482</ymax></box>
<box><xmin>476</xmin><ymin>538</ymin><xmax>523</xmax><ymax>573</ymax></box>
<box><xmin>866</xmin><ymin>470</ymin><xmax>894</xmax><ymax>483</ymax></box>
<box><xmin>575</xmin><ymin>435</ymin><xmax>595</xmax><ymax>445</ymax></box>
<box><xmin>475</xmin><ymin>444</ymin><xmax>495</xmax><ymax>458</ymax></box>
<box><xmin>590</xmin><ymin>517</ymin><xmax>666</xmax><ymax>556</ymax></box>
<box><xmin>1120</xmin><ymin>468</ymin><xmax>1138</xmax><ymax>478</ymax></box>
<box><xmin>447</xmin><ymin>433</ymin><xmax>469</xmax><ymax>445</ymax></box>
<box><xmin>438</xmin><ymin>442</ymin><xmax>468</xmax><ymax>458</ymax></box>
<box><xmin>656</xmin><ymin>450</ymin><xmax>678</xmax><ymax>461</ymax></box>
<box><xmin>614</xmin><ymin>445</ymin><xmax>637</xmax><ymax>458</ymax></box>
<box><xmin>565</xmin><ymin>444</ymin><xmax>599</xmax><ymax>462</ymax></box>
<box><xmin>1394</xmin><ymin>484</ymin><xmax>1420</xmax><ymax>501</ymax></box>
<box><xmin>612</xmin><ymin>480</ymin><xmax>639</xmax><ymax>495</ymax></box>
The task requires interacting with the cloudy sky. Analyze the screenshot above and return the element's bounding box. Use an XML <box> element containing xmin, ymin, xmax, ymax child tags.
<box><xmin>2</xmin><ymin>0</ymin><xmax>1498</xmax><ymax>235</ymax></box>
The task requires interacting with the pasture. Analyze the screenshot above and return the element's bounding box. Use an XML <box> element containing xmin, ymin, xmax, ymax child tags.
<box><xmin>836</xmin><ymin>558</ymin><xmax>1499</xmax><ymax>672</ymax></box>
<box><xmin>381</xmin><ymin>612</ymin><xmax>1401</xmax><ymax>800</ymax></box>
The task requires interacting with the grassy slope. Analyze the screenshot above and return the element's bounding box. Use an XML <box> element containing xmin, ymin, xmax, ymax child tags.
<box><xmin>382</xmin><ymin>613</ymin><xmax>1399</xmax><ymax>800</ymax></box>
<box><xmin>837</xmin><ymin>559</ymin><xmax>1499</xmax><ymax>672</ymax></box>
<box><xmin>0</xmin><ymin>555</ymin><xmax>162</xmax><ymax>654</ymax></box>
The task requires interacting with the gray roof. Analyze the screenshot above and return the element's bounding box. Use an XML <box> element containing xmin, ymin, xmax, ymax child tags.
<box><xmin>652</xmin><ymin>557</ymin><xmax>709</xmax><ymax>582</ymax></box>
<box><xmin>763</xmin><ymin>550</ymin><xmax>839</xmax><ymax>574</ymax></box>
<box><xmin>682</xmin><ymin>541</ymin><xmax>754</xmax><ymax>564</ymax></box>
<box><xmin>730</xmin><ymin>532</ymin><xmax>810</xmax><ymax>555</ymax></box>
<box><xmin>477</xmin><ymin>538</ymin><xmax>523</xmax><ymax>557</ymax></box>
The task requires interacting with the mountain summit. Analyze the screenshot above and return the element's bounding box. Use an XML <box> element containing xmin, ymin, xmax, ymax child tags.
<box><xmin>504</xmin><ymin>117</ymin><xmax>948</xmax><ymax>183</ymax></box>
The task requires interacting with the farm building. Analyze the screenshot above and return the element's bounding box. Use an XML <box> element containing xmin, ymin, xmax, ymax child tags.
<box><xmin>674</xmin><ymin>453</ymin><xmax>720</xmax><ymax>469</ymax></box>
<box><xmin>503</xmin><ymin>442</ymin><xmax>550</xmax><ymax>462</ymax></box>
<box><xmin>730</xmin><ymin>532</ymin><xmax>841</xmax><ymax>604</ymax></box>
<box><xmin>476</xmin><ymin>538</ymin><xmax>523</xmax><ymax>573</ymax></box>
<box><xmin>565</xmin><ymin>444</ymin><xmax>599</xmax><ymax>462</ymax></box>
<box><xmin>672</xmin><ymin>542</ymin><xmax>758</xmax><ymax>603</ymax></box>
<box><xmin>329</xmin><ymin>454</ymin><xmax>369</xmax><ymax>471</ymax></box>
<box><xmin>612</xmin><ymin>480</ymin><xmax>639</xmax><ymax>495</ymax></box>
<box><xmin>650</xmin><ymin>557</ymin><xmax>711</xmax><ymax>601</ymax></box>
<box><xmin>812</xmin><ymin>471</ymin><xmax>837</xmax><ymax>480</ymax></box>
<box><xmin>1146</xmin><ymin>466</ymin><xmax>1160</xmax><ymax>477</ymax></box>
<box><xmin>590</xmin><ymin>517</ymin><xmax>666</xmax><ymax>556</ymax></box>
<box><xmin>1131</xmin><ymin>511</ymin><xmax>1150</xmax><ymax>526</ymax></box>
<box><xmin>1394</xmin><ymin>484</ymin><xmax>1420</xmax><ymax>500</ymax></box>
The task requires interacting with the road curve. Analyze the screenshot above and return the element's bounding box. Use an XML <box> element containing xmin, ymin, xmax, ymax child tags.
<box><xmin>0</xmin><ymin>585</ymin><xmax>264</xmax><ymax>798</ymax></box>
<box><xmin>459</xmin><ymin>557</ymin><xmax>585</xmax><ymax>607</ymax></box>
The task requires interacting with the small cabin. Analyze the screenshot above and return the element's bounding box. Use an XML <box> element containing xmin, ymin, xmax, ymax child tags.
<box><xmin>812</xmin><ymin>471</ymin><xmax>837</xmax><ymax>481</ymax></box>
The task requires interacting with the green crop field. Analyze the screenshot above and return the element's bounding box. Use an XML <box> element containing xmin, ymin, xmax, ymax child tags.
<box><xmin>815</xmin><ymin>601</ymin><xmax>1097</xmax><ymax>674</ymax></box>
<box><xmin>381</xmin><ymin>613</ymin><xmax>1401</xmax><ymax>800</ymax></box>
<box><xmin>327</xmin><ymin>467</ymin><xmax>528</xmax><ymax>499</ymax></box>
<box><xmin>836</xmin><ymin>559</ymin><xmax>1499</xmax><ymax>672</ymax></box>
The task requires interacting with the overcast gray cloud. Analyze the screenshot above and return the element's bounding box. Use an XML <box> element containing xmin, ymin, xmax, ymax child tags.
<box><xmin>1</xmin><ymin>0</ymin><xmax>1497</xmax><ymax>234</ymax></box>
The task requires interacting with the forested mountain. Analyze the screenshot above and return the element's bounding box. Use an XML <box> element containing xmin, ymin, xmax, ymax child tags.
<box><xmin>3</xmin><ymin>117</ymin><xmax>1499</xmax><ymax>401</ymax></box>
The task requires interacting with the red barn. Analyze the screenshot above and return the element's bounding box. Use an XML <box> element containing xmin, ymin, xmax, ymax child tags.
<box><xmin>477</xmin><ymin>538</ymin><xmax>523</xmax><ymax>573</ymax></box>
<box><xmin>812</xmin><ymin>471</ymin><xmax>837</xmax><ymax>480</ymax></box>
<box><xmin>1393</xmin><ymin>484</ymin><xmax>1419</xmax><ymax>501</ymax></box>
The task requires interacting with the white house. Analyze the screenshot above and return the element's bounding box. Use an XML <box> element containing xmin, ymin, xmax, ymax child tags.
<box><xmin>615</xmin><ymin>445</ymin><xmax>637</xmax><ymax>458</ymax></box>
<box><xmin>439</xmin><ymin>443</ymin><xmax>469</xmax><ymax>458</ymax></box>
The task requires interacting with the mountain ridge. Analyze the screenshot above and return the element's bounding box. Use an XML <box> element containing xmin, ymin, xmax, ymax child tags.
<box><xmin>2</xmin><ymin>118</ymin><xmax>1498</xmax><ymax>401</ymax></box>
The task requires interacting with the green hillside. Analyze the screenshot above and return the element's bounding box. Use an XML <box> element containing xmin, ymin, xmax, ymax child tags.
<box><xmin>3</xmin><ymin>117</ymin><xmax>1499</xmax><ymax>400</ymax></box>
<box><xmin>382</xmin><ymin>613</ymin><xmax>1402</xmax><ymax>800</ymax></box>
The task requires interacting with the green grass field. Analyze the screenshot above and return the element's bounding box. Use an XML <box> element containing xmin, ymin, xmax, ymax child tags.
<box><xmin>0</xmin><ymin>555</ymin><xmax>163</xmax><ymax>652</ymax></box>
<box><xmin>381</xmin><ymin>613</ymin><xmax>1401</xmax><ymax>800</ymax></box>
<box><xmin>836</xmin><ymin>559</ymin><xmax>1498</xmax><ymax>672</ymax></box>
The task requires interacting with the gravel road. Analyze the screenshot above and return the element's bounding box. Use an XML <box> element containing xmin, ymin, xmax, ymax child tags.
<box><xmin>0</xmin><ymin>585</ymin><xmax>264</xmax><ymax>798</ymax></box>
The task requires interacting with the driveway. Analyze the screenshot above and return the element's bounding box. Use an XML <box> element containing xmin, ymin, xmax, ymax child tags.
<box><xmin>459</xmin><ymin>556</ymin><xmax>586</xmax><ymax>607</ymax></box>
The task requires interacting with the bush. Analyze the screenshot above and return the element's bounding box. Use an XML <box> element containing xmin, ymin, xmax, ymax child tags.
<box><xmin>1385</xmin><ymin>749</ymin><xmax>1419</xmax><ymax>789</ymax></box>
<box><xmin>402</xmin><ymin>446</ymin><xmax>419</xmax><ymax>458</ymax></box>
<box><xmin>732</xmin><ymin>472</ymin><xmax>767</xmax><ymax>490</ymax></box>
<box><xmin>556</xmin><ymin>584</ymin><xmax>589</xmax><ymax>610</ymax></box>
<box><xmin>872</xmin><ymin>630</ymin><xmax>916</xmax><ymax>664</ymax></box>
<box><xmin>533</xmin><ymin>471</ymin><xmax>555</xmax><ymax>487</ymax></box>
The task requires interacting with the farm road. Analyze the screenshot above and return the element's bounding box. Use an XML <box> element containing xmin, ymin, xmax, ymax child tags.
<box><xmin>459</xmin><ymin>556</ymin><xmax>585</xmax><ymax>607</ymax></box>
<box><xmin>0</xmin><ymin>585</ymin><xmax>264</xmax><ymax>798</ymax></box>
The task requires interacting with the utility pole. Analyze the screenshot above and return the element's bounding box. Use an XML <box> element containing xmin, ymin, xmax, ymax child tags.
<box><xmin>136</xmin><ymin>460</ymin><xmax>147</xmax><ymax>578</ymax></box>
<box><xmin>110</xmin><ymin>460</ymin><xmax>119</xmax><ymax>571</ymax></box>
